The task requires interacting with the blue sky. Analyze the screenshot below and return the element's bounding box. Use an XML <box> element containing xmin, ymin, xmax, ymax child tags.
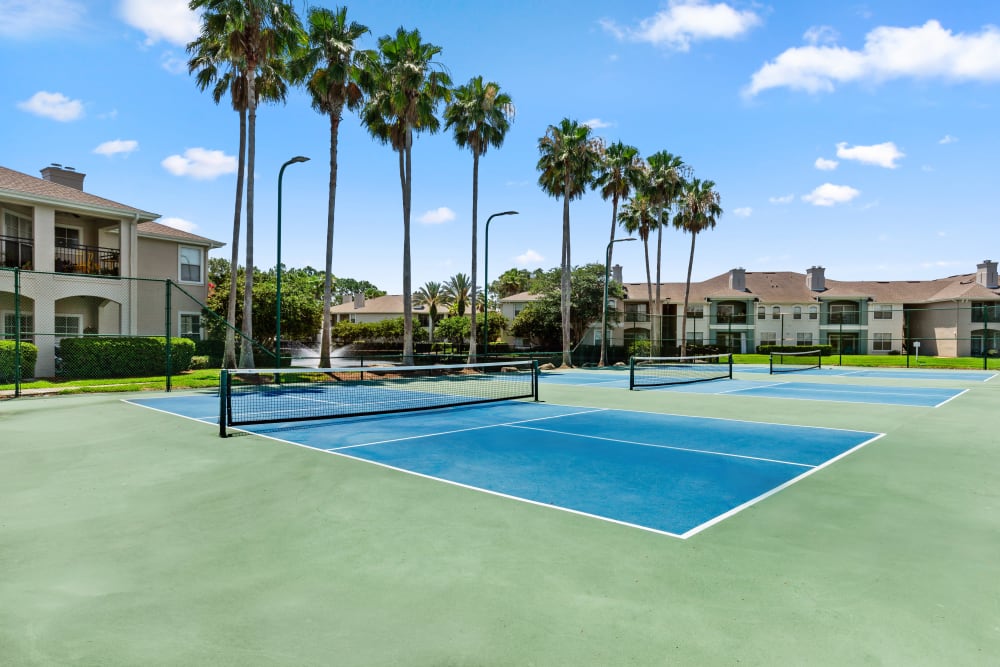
<box><xmin>3</xmin><ymin>0</ymin><xmax>999</xmax><ymax>294</ymax></box>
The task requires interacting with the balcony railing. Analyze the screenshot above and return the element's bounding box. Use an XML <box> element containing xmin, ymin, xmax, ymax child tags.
<box><xmin>822</xmin><ymin>312</ymin><xmax>864</xmax><ymax>325</ymax></box>
<box><xmin>55</xmin><ymin>244</ymin><xmax>120</xmax><ymax>276</ymax></box>
<box><xmin>624</xmin><ymin>312</ymin><xmax>650</xmax><ymax>323</ymax></box>
<box><xmin>710</xmin><ymin>313</ymin><xmax>753</xmax><ymax>326</ymax></box>
<box><xmin>1</xmin><ymin>235</ymin><xmax>33</xmax><ymax>269</ymax></box>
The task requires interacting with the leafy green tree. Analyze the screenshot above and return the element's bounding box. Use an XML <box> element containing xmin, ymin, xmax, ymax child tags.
<box><xmin>536</xmin><ymin>118</ymin><xmax>603</xmax><ymax>366</ymax></box>
<box><xmin>444</xmin><ymin>76</ymin><xmax>514</xmax><ymax>362</ymax></box>
<box><xmin>676</xmin><ymin>178</ymin><xmax>722</xmax><ymax>356</ymax></box>
<box><xmin>293</xmin><ymin>6</ymin><xmax>372</xmax><ymax>368</ymax></box>
<box><xmin>187</xmin><ymin>3</ymin><xmax>300</xmax><ymax>367</ymax></box>
<box><xmin>333</xmin><ymin>277</ymin><xmax>386</xmax><ymax>299</ymax></box>
<box><xmin>445</xmin><ymin>272</ymin><xmax>473</xmax><ymax>316</ymax></box>
<box><xmin>434</xmin><ymin>316</ymin><xmax>470</xmax><ymax>346</ymax></box>
<box><xmin>361</xmin><ymin>28</ymin><xmax>451</xmax><ymax>364</ymax></box>
<box><xmin>413</xmin><ymin>281</ymin><xmax>452</xmax><ymax>343</ymax></box>
<box><xmin>206</xmin><ymin>266</ymin><xmax>322</xmax><ymax>345</ymax></box>
<box><xmin>491</xmin><ymin>268</ymin><xmax>532</xmax><ymax>299</ymax></box>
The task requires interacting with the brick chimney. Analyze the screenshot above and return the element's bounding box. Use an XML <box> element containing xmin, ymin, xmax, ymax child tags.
<box><xmin>612</xmin><ymin>264</ymin><xmax>623</xmax><ymax>284</ymax></box>
<box><xmin>806</xmin><ymin>266</ymin><xmax>826</xmax><ymax>292</ymax></box>
<box><xmin>40</xmin><ymin>163</ymin><xmax>85</xmax><ymax>190</ymax></box>
<box><xmin>353</xmin><ymin>292</ymin><xmax>366</xmax><ymax>309</ymax></box>
<box><xmin>729</xmin><ymin>267</ymin><xmax>746</xmax><ymax>291</ymax></box>
<box><xmin>976</xmin><ymin>260</ymin><xmax>998</xmax><ymax>289</ymax></box>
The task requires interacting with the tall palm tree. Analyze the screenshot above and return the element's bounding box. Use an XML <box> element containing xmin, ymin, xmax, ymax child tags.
<box><xmin>536</xmin><ymin>118</ymin><xmax>603</xmax><ymax>367</ymax></box>
<box><xmin>645</xmin><ymin>151</ymin><xmax>689</xmax><ymax>354</ymax></box>
<box><xmin>618</xmin><ymin>191</ymin><xmax>657</xmax><ymax>337</ymax></box>
<box><xmin>594</xmin><ymin>141</ymin><xmax>643</xmax><ymax>365</ymax></box>
<box><xmin>187</xmin><ymin>11</ymin><xmax>293</xmax><ymax>369</ymax></box>
<box><xmin>676</xmin><ymin>178</ymin><xmax>723</xmax><ymax>356</ymax></box>
<box><xmin>444</xmin><ymin>76</ymin><xmax>514</xmax><ymax>363</ymax></box>
<box><xmin>293</xmin><ymin>6</ymin><xmax>372</xmax><ymax>368</ymax></box>
<box><xmin>413</xmin><ymin>281</ymin><xmax>451</xmax><ymax>343</ymax></box>
<box><xmin>444</xmin><ymin>272</ymin><xmax>473</xmax><ymax>316</ymax></box>
<box><xmin>361</xmin><ymin>27</ymin><xmax>451</xmax><ymax>365</ymax></box>
<box><xmin>492</xmin><ymin>267</ymin><xmax>531</xmax><ymax>299</ymax></box>
<box><xmin>189</xmin><ymin>0</ymin><xmax>304</xmax><ymax>368</ymax></box>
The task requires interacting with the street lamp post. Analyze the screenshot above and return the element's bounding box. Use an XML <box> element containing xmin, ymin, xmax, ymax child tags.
<box><xmin>601</xmin><ymin>237</ymin><xmax>636</xmax><ymax>367</ymax></box>
<box><xmin>482</xmin><ymin>210</ymin><xmax>518</xmax><ymax>358</ymax></box>
<box><xmin>275</xmin><ymin>155</ymin><xmax>309</xmax><ymax>367</ymax></box>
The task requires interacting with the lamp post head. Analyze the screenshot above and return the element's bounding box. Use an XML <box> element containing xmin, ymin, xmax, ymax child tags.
<box><xmin>289</xmin><ymin>156</ymin><xmax>310</xmax><ymax>164</ymax></box>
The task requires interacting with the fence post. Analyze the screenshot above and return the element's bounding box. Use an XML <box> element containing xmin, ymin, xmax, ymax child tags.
<box><xmin>14</xmin><ymin>268</ymin><xmax>21</xmax><ymax>397</ymax></box>
<box><xmin>165</xmin><ymin>279</ymin><xmax>172</xmax><ymax>392</ymax></box>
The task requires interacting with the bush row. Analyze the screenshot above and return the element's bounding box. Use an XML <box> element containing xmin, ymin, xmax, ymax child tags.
<box><xmin>59</xmin><ymin>337</ymin><xmax>196</xmax><ymax>378</ymax></box>
<box><xmin>0</xmin><ymin>340</ymin><xmax>37</xmax><ymax>382</ymax></box>
<box><xmin>756</xmin><ymin>344</ymin><xmax>834</xmax><ymax>356</ymax></box>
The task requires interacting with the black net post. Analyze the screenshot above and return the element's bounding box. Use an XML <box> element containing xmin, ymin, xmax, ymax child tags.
<box><xmin>218</xmin><ymin>369</ymin><xmax>229</xmax><ymax>438</ymax></box>
<box><xmin>165</xmin><ymin>279</ymin><xmax>172</xmax><ymax>392</ymax></box>
<box><xmin>14</xmin><ymin>268</ymin><xmax>21</xmax><ymax>397</ymax></box>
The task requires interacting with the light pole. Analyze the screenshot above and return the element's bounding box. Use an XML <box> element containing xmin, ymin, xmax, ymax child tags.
<box><xmin>275</xmin><ymin>155</ymin><xmax>309</xmax><ymax>367</ymax></box>
<box><xmin>601</xmin><ymin>237</ymin><xmax>636</xmax><ymax>366</ymax></box>
<box><xmin>482</xmin><ymin>210</ymin><xmax>518</xmax><ymax>358</ymax></box>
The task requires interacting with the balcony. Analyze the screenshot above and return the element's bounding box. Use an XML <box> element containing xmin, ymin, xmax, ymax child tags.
<box><xmin>822</xmin><ymin>311</ymin><xmax>865</xmax><ymax>326</ymax></box>
<box><xmin>55</xmin><ymin>243</ymin><xmax>120</xmax><ymax>276</ymax></box>
<box><xmin>710</xmin><ymin>313</ymin><xmax>753</xmax><ymax>326</ymax></box>
<box><xmin>624</xmin><ymin>312</ymin><xmax>650</xmax><ymax>323</ymax></box>
<box><xmin>1</xmin><ymin>235</ymin><xmax>33</xmax><ymax>269</ymax></box>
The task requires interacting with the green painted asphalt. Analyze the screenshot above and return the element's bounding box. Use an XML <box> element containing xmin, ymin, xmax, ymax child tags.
<box><xmin>0</xmin><ymin>371</ymin><xmax>997</xmax><ymax>666</ymax></box>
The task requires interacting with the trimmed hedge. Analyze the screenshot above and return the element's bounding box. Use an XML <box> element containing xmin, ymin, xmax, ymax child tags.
<box><xmin>59</xmin><ymin>337</ymin><xmax>196</xmax><ymax>379</ymax></box>
<box><xmin>0</xmin><ymin>340</ymin><xmax>37</xmax><ymax>381</ymax></box>
<box><xmin>757</xmin><ymin>344</ymin><xmax>834</xmax><ymax>356</ymax></box>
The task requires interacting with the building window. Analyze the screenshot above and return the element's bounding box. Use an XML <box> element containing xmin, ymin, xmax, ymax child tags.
<box><xmin>829</xmin><ymin>302</ymin><xmax>860</xmax><ymax>324</ymax></box>
<box><xmin>180</xmin><ymin>313</ymin><xmax>202</xmax><ymax>341</ymax></box>
<box><xmin>685</xmin><ymin>304</ymin><xmax>703</xmax><ymax>319</ymax></box>
<box><xmin>54</xmin><ymin>226</ymin><xmax>81</xmax><ymax>248</ymax></box>
<box><xmin>793</xmin><ymin>306</ymin><xmax>802</xmax><ymax>320</ymax></box>
<box><xmin>757</xmin><ymin>305</ymin><xmax>766</xmax><ymax>320</ymax></box>
<box><xmin>808</xmin><ymin>305</ymin><xmax>818</xmax><ymax>320</ymax></box>
<box><xmin>759</xmin><ymin>332</ymin><xmax>776</xmax><ymax>347</ymax></box>
<box><xmin>627</xmin><ymin>303</ymin><xmax>649</xmax><ymax>322</ymax></box>
<box><xmin>771</xmin><ymin>306</ymin><xmax>780</xmax><ymax>320</ymax></box>
<box><xmin>796</xmin><ymin>332</ymin><xmax>813</xmax><ymax>346</ymax></box>
<box><xmin>873</xmin><ymin>332</ymin><xmax>892</xmax><ymax>351</ymax></box>
<box><xmin>179</xmin><ymin>246</ymin><xmax>203</xmax><ymax>283</ymax></box>
<box><xmin>2</xmin><ymin>210</ymin><xmax>33</xmax><ymax>269</ymax></box>
<box><xmin>971</xmin><ymin>329</ymin><xmax>1000</xmax><ymax>356</ymax></box>
<box><xmin>54</xmin><ymin>314</ymin><xmax>82</xmax><ymax>337</ymax></box>
<box><xmin>593</xmin><ymin>329</ymin><xmax>602</xmax><ymax>345</ymax></box>
<box><xmin>971</xmin><ymin>302</ymin><xmax>1000</xmax><ymax>323</ymax></box>
<box><xmin>2</xmin><ymin>312</ymin><xmax>34</xmax><ymax>342</ymax></box>
<box><xmin>873</xmin><ymin>304</ymin><xmax>893</xmax><ymax>320</ymax></box>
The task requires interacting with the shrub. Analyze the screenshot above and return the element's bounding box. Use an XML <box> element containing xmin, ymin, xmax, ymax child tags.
<box><xmin>59</xmin><ymin>337</ymin><xmax>196</xmax><ymax>379</ymax></box>
<box><xmin>0</xmin><ymin>340</ymin><xmax>37</xmax><ymax>381</ymax></box>
<box><xmin>189</xmin><ymin>355</ymin><xmax>211</xmax><ymax>370</ymax></box>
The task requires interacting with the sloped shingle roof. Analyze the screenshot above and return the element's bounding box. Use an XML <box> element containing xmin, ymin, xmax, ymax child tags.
<box><xmin>0</xmin><ymin>165</ymin><xmax>158</xmax><ymax>220</ymax></box>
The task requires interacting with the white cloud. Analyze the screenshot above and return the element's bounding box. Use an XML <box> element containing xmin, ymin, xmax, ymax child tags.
<box><xmin>418</xmin><ymin>207</ymin><xmax>455</xmax><ymax>224</ymax></box>
<box><xmin>768</xmin><ymin>194</ymin><xmax>794</xmax><ymax>204</ymax></box>
<box><xmin>161</xmin><ymin>148</ymin><xmax>236</xmax><ymax>180</ymax></box>
<box><xmin>814</xmin><ymin>157</ymin><xmax>839</xmax><ymax>170</ymax></box>
<box><xmin>160</xmin><ymin>52</ymin><xmax>187</xmax><ymax>75</ymax></box>
<box><xmin>581</xmin><ymin>118</ymin><xmax>613</xmax><ymax>129</ymax></box>
<box><xmin>802</xmin><ymin>183</ymin><xmax>861</xmax><ymax>206</ymax></box>
<box><xmin>94</xmin><ymin>139</ymin><xmax>138</xmax><ymax>156</ymax></box>
<box><xmin>17</xmin><ymin>91</ymin><xmax>84</xmax><ymax>121</ymax></box>
<box><xmin>0</xmin><ymin>0</ymin><xmax>86</xmax><ymax>38</ymax></box>
<box><xmin>939</xmin><ymin>134</ymin><xmax>958</xmax><ymax>144</ymax></box>
<box><xmin>515</xmin><ymin>249</ymin><xmax>544</xmax><ymax>267</ymax></box>
<box><xmin>732</xmin><ymin>207</ymin><xmax>752</xmax><ymax>217</ymax></box>
<box><xmin>836</xmin><ymin>141</ymin><xmax>904</xmax><ymax>168</ymax></box>
<box><xmin>746</xmin><ymin>20</ymin><xmax>1000</xmax><ymax>96</ymax></box>
<box><xmin>159</xmin><ymin>217</ymin><xmax>198</xmax><ymax>233</ymax></box>
<box><xmin>803</xmin><ymin>26</ymin><xmax>839</xmax><ymax>46</ymax></box>
<box><xmin>601</xmin><ymin>1</ymin><xmax>762</xmax><ymax>52</ymax></box>
<box><xmin>119</xmin><ymin>0</ymin><xmax>200</xmax><ymax>46</ymax></box>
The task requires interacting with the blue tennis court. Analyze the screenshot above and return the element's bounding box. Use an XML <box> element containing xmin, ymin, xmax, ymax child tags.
<box><xmin>128</xmin><ymin>395</ymin><xmax>880</xmax><ymax>538</ymax></box>
<box><xmin>737</xmin><ymin>365</ymin><xmax>996</xmax><ymax>381</ymax></box>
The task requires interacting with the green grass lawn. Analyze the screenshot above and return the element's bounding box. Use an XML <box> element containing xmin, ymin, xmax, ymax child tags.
<box><xmin>0</xmin><ymin>369</ymin><xmax>221</xmax><ymax>394</ymax></box>
<box><xmin>734</xmin><ymin>353</ymin><xmax>999</xmax><ymax>370</ymax></box>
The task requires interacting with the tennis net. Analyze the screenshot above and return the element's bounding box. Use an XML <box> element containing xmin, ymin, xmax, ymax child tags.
<box><xmin>629</xmin><ymin>353</ymin><xmax>733</xmax><ymax>389</ymax></box>
<box><xmin>769</xmin><ymin>349</ymin><xmax>822</xmax><ymax>374</ymax></box>
<box><xmin>219</xmin><ymin>360</ymin><xmax>538</xmax><ymax>436</ymax></box>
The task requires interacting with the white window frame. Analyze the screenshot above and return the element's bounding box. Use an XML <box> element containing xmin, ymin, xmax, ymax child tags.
<box><xmin>796</xmin><ymin>332</ymin><xmax>813</xmax><ymax>346</ymax></box>
<box><xmin>757</xmin><ymin>305</ymin><xmax>766</xmax><ymax>320</ymax></box>
<box><xmin>179</xmin><ymin>311</ymin><xmax>203</xmax><ymax>340</ymax></box>
<box><xmin>873</xmin><ymin>304</ymin><xmax>893</xmax><ymax>320</ymax></box>
<box><xmin>808</xmin><ymin>305</ymin><xmax>818</xmax><ymax>320</ymax></box>
<box><xmin>2</xmin><ymin>311</ymin><xmax>34</xmax><ymax>342</ymax></box>
<box><xmin>685</xmin><ymin>304</ymin><xmax>703</xmax><ymax>319</ymax></box>
<box><xmin>759</xmin><ymin>332</ymin><xmax>777</xmax><ymax>347</ymax></box>
<box><xmin>53</xmin><ymin>314</ymin><xmax>83</xmax><ymax>338</ymax></box>
<box><xmin>793</xmin><ymin>306</ymin><xmax>802</xmax><ymax>320</ymax></box>
<box><xmin>873</xmin><ymin>332</ymin><xmax>892</xmax><ymax>351</ymax></box>
<box><xmin>54</xmin><ymin>225</ymin><xmax>83</xmax><ymax>248</ymax></box>
<box><xmin>771</xmin><ymin>306</ymin><xmax>781</xmax><ymax>320</ymax></box>
<box><xmin>178</xmin><ymin>245</ymin><xmax>204</xmax><ymax>284</ymax></box>
<box><xmin>3</xmin><ymin>209</ymin><xmax>32</xmax><ymax>238</ymax></box>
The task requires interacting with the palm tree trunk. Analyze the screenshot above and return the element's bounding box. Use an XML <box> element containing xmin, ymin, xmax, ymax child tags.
<box><xmin>599</xmin><ymin>195</ymin><xmax>620</xmax><ymax>367</ymax></box>
<box><xmin>320</xmin><ymin>111</ymin><xmax>342</xmax><ymax>368</ymax></box>
<box><xmin>680</xmin><ymin>232</ymin><xmax>697</xmax><ymax>357</ymax></box>
<box><xmin>468</xmin><ymin>152</ymin><xmax>480</xmax><ymax>363</ymax></box>
<box><xmin>401</xmin><ymin>134</ymin><xmax>414</xmax><ymax>365</ymax></box>
<box><xmin>239</xmin><ymin>71</ymin><xmax>257</xmax><ymax>368</ymax></box>
<box><xmin>224</xmin><ymin>107</ymin><xmax>247</xmax><ymax>369</ymax></box>
<box><xmin>654</xmin><ymin>214</ymin><xmax>663</xmax><ymax>356</ymax></box>
<box><xmin>561</xmin><ymin>178</ymin><xmax>572</xmax><ymax>367</ymax></box>
<box><xmin>643</xmin><ymin>236</ymin><xmax>652</xmax><ymax>352</ymax></box>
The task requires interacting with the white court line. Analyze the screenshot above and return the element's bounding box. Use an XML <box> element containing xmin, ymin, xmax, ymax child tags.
<box><xmin>505</xmin><ymin>424</ymin><xmax>815</xmax><ymax>468</ymax></box>
<box><xmin>326</xmin><ymin>407</ymin><xmax>609</xmax><ymax>452</ymax></box>
<box><xmin>124</xmin><ymin>399</ymin><xmax>218</xmax><ymax>425</ymax></box>
<box><xmin>933</xmin><ymin>388</ymin><xmax>970</xmax><ymax>407</ymax></box>
<box><xmin>717</xmin><ymin>381</ymin><xmax>792</xmax><ymax>394</ymax></box>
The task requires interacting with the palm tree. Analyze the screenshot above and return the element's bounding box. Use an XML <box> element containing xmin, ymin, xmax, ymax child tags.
<box><xmin>645</xmin><ymin>151</ymin><xmax>689</xmax><ymax>355</ymax></box>
<box><xmin>618</xmin><ymin>191</ymin><xmax>657</xmax><ymax>338</ymax></box>
<box><xmin>536</xmin><ymin>119</ymin><xmax>603</xmax><ymax>366</ymax></box>
<box><xmin>676</xmin><ymin>178</ymin><xmax>723</xmax><ymax>356</ymax></box>
<box><xmin>189</xmin><ymin>0</ymin><xmax>304</xmax><ymax>368</ymax></box>
<box><xmin>444</xmin><ymin>76</ymin><xmax>514</xmax><ymax>363</ymax></box>
<box><xmin>444</xmin><ymin>272</ymin><xmax>473</xmax><ymax>316</ymax></box>
<box><xmin>413</xmin><ymin>281</ymin><xmax>451</xmax><ymax>343</ymax></box>
<box><xmin>187</xmin><ymin>9</ymin><xmax>293</xmax><ymax>368</ymax></box>
<box><xmin>361</xmin><ymin>28</ymin><xmax>451</xmax><ymax>365</ymax></box>
<box><xmin>594</xmin><ymin>141</ymin><xmax>643</xmax><ymax>365</ymax></box>
<box><xmin>293</xmin><ymin>6</ymin><xmax>372</xmax><ymax>368</ymax></box>
<box><xmin>492</xmin><ymin>267</ymin><xmax>531</xmax><ymax>299</ymax></box>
